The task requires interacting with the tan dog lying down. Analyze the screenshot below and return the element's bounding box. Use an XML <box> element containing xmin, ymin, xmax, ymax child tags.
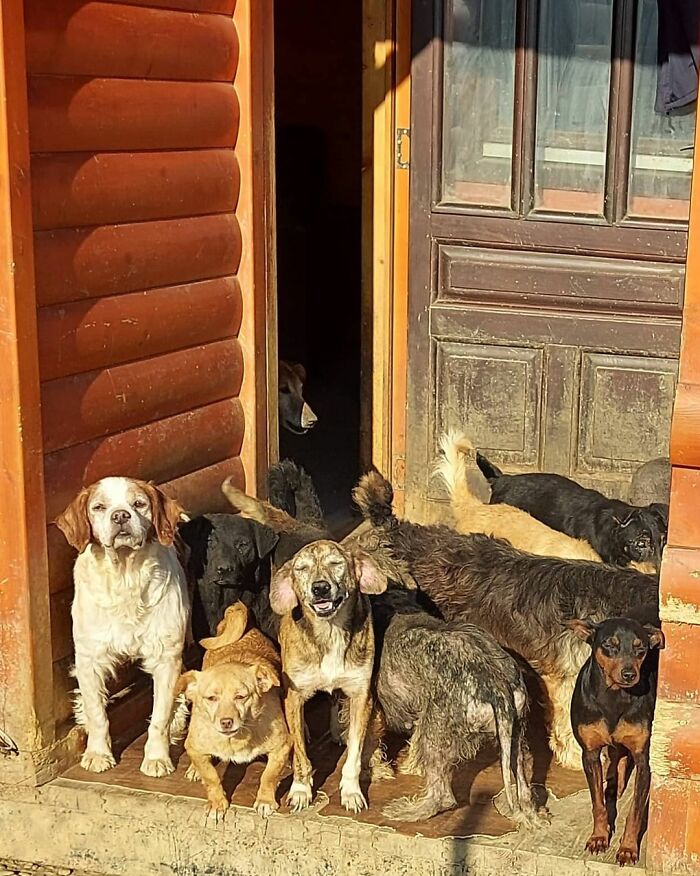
<box><xmin>438</xmin><ymin>432</ymin><xmax>605</xmax><ymax>562</ymax></box>
<box><xmin>178</xmin><ymin>602</ymin><xmax>292</xmax><ymax>817</ymax></box>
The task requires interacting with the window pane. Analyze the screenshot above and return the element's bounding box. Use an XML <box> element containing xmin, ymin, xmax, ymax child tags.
<box><xmin>534</xmin><ymin>0</ymin><xmax>613</xmax><ymax>216</ymax></box>
<box><xmin>441</xmin><ymin>0</ymin><xmax>516</xmax><ymax>208</ymax></box>
<box><xmin>628</xmin><ymin>0</ymin><xmax>695</xmax><ymax>222</ymax></box>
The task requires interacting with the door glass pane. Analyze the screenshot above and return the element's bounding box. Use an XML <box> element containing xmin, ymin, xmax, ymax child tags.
<box><xmin>534</xmin><ymin>0</ymin><xmax>613</xmax><ymax>216</ymax></box>
<box><xmin>628</xmin><ymin>0</ymin><xmax>695</xmax><ymax>222</ymax></box>
<box><xmin>441</xmin><ymin>0</ymin><xmax>516</xmax><ymax>208</ymax></box>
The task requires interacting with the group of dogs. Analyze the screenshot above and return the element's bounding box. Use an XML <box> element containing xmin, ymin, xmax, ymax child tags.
<box><xmin>56</xmin><ymin>429</ymin><xmax>670</xmax><ymax>868</ymax></box>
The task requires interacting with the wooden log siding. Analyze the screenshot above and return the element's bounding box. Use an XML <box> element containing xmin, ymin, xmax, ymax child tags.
<box><xmin>646</xmin><ymin>105</ymin><xmax>700</xmax><ymax>872</ymax></box>
<box><xmin>23</xmin><ymin>0</ymin><xmax>249</xmax><ymax>725</ymax></box>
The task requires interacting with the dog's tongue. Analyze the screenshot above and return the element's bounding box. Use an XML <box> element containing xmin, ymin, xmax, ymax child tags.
<box><xmin>315</xmin><ymin>600</ymin><xmax>334</xmax><ymax>612</ymax></box>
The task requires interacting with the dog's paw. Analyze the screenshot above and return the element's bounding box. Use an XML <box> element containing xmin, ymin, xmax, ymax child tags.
<box><xmin>254</xmin><ymin>796</ymin><xmax>279</xmax><ymax>819</ymax></box>
<box><xmin>382</xmin><ymin>795</ymin><xmax>441</xmax><ymax>822</ymax></box>
<box><xmin>184</xmin><ymin>763</ymin><xmax>200</xmax><ymax>782</ymax></box>
<box><xmin>616</xmin><ymin>846</ymin><xmax>638</xmax><ymax>867</ymax></box>
<box><xmin>340</xmin><ymin>779</ymin><xmax>367</xmax><ymax>814</ymax></box>
<box><xmin>80</xmin><ymin>751</ymin><xmax>116</xmax><ymax>773</ymax></box>
<box><xmin>140</xmin><ymin>756</ymin><xmax>175</xmax><ymax>778</ymax></box>
<box><xmin>369</xmin><ymin>758</ymin><xmax>395</xmax><ymax>782</ymax></box>
<box><xmin>287</xmin><ymin>781</ymin><xmax>313</xmax><ymax>813</ymax></box>
<box><xmin>207</xmin><ymin>790</ymin><xmax>229</xmax><ymax>816</ymax></box>
<box><xmin>585</xmin><ymin>833</ymin><xmax>610</xmax><ymax>855</ymax></box>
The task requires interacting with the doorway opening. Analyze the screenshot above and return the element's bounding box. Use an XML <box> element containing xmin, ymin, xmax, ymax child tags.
<box><xmin>273</xmin><ymin>1</ymin><xmax>363</xmax><ymax>534</ymax></box>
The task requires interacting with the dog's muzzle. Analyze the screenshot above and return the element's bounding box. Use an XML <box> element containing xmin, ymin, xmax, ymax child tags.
<box><xmin>310</xmin><ymin>580</ymin><xmax>345</xmax><ymax>617</ymax></box>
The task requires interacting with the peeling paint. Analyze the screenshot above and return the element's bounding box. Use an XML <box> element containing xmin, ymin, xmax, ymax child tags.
<box><xmin>660</xmin><ymin>595</ymin><xmax>700</xmax><ymax>625</ymax></box>
<box><xmin>649</xmin><ymin>700</ymin><xmax>694</xmax><ymax>778</ymax></box>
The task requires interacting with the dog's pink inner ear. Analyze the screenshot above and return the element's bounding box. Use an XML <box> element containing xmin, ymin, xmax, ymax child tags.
<box><xmin>566</xmin><ymin>619</ymin><xmax>595</xmax><ymax>642</ymax></box>
<box><xmin>355</xmin><ymin>554</ymin><xmax>387</xmax><ymax>594</ymax></box>
<box><xmin>270</xmin><ymin>565</ymin><xmax>298</xmax><ymax>615</ymax></box>
<box><xmin>645</xmin><ymin>625</ymin><xmax>665</xmax><ymax>650</ymax></box>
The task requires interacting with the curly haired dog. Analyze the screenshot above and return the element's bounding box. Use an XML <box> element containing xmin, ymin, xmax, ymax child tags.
<box><xmin>353</xmin><ymin>472</ymin><xmax>659</xmax><ymax>771</ymax></box>
<box><xmin>437</xmin><ymin>432</ymin><xmax>601</xmax><ymax>562</ymax></box>
<box><xmin>372</xmin><ymin>586</ymin><xmax>544</xmax><ymax>824</ymax></box>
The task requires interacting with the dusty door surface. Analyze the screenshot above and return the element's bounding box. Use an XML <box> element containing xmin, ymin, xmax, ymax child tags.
<box><xmin>405</xmin><ymin>0</ymin><xmax>695</xmax><ymax>519</ymax></box>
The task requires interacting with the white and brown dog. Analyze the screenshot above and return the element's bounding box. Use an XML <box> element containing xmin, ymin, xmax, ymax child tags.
<box><xmin>56</xmin><ymin>477</ymin><xmax>189</xmax><ymax>777</ymax></box>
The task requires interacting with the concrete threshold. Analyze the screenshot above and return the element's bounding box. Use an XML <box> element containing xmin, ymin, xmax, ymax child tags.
<box><xmin>0</xmin><ymin>778</ymin><xmax>647</xmax><ymax>876</ymax></box>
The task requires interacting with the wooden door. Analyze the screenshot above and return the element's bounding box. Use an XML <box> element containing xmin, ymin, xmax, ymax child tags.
<box><xmin>405</xmin><ymin>0</ymin><xmax>694</xmax><ymax>519</ymax></box>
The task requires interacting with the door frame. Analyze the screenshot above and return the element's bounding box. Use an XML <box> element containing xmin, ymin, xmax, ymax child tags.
<box><xmin>362</xmin><ymin>0</ymin><xmax>412</xmax><ymax>513</ymax></box>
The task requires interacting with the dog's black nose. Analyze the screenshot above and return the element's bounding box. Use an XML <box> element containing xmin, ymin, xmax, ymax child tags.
<box><xmin>312</xmin><ymin>581</ymin><xmax>332</xmax><ymax>598</ymax></box>
<box><xmin>220</xmin><ymin>718</ymin><xmax>234</xmax><ymax>731</ymax></box>
<box><xmin>621</xmin><ymin>667</ymin><xmax>637</xmax><ymax>683</ymax></box>
<box><xmin>111</xmin><ymin>509</ymin><xmax>131</xmax><ymax>525</ymax></box>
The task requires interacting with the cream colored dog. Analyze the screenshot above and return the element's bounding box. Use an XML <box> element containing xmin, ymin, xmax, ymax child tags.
<box><xmin>179</xmin><ymin>603</ymin><xmax>292</xmax><ymax>818</ymax></box>
<box><xmin>437</xmin><ymin>432</ymin><xmax>603</xmax><ymax>562</ymax></box>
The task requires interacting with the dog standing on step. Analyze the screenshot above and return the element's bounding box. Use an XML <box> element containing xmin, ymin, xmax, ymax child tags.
<box><xmin>569</xmin><ymin>617</ymin><xmax>664</xmax><ymax>866</ymax></box>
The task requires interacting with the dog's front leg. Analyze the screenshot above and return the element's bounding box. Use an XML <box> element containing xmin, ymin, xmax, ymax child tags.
<box><xmin>284</xmin><ymin>688</ymin><xmax>313</xmax><ymax>811</ymax></box>
<box><xmin>340</xmin><ymin>687</ymin><xmax>372</xmax><ymax>812</ymax></box>
<box><xmin>141</xmin><ymin>657</ymin><xmax>180</xmax><ymax>777</ymax></box>
<box><xmin>255</xmin><ymin>737</ymin><xmax>292</xmax><ymax>818</ymax></box>
<box><xmin>582</xmin><ymin>747</ymin><xmax>609</xmax><ymax>854</ymax></box>
<box><xmin>74</xmin><ymin>651</ymin><xmax>115</xmax><ymax>773</ymax></box>
<box><xmin>616</xmin><ymin>747</ymin><xmax>650</xmax><ymax>866</ymax></box>
<box><xmin>188</xmin><ymin>749</ymin><xmax>228</xmax><ymax>815</ymax></box>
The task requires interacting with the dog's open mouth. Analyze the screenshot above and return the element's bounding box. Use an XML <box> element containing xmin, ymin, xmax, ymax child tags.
<box><xmin>311</xmin><ymin>595</ymin><xmax>345</xmax><ymax>617</ymax></box>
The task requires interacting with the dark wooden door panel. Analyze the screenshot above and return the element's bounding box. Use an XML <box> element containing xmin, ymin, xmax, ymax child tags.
<box><xmin>405</xmin><ymin>0</ymin><xmax>690</xmax><ymax>520</ymax></box>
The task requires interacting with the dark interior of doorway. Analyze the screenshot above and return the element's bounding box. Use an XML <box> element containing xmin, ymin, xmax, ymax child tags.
<box><xmin>274</xmin><ymin>1</ymin><xmax>363</xmax><ymax>533</ymax></box>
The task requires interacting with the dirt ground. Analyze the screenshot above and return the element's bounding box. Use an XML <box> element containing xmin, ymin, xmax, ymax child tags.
<box><xmin>0</xmin><ymin>862</ymin><xmax>110</xmax><ymax>876</ymax></box>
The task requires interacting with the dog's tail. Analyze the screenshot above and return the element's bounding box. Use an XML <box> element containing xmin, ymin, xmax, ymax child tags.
<box><xmin>436</xmin><ymin>430</ymin><xmax>486</xmax><ymax>509</ymax></box>
<box><xmin>200</xmin><ymin>602</ymin><xmax>249</xmax><ymax>651</ymax></box>
<box><xmin>475</xmin><ymin>450</ymin><xmax>503</xmax><ymax>483</ymax></box>
<box><xmin>352</xmin><ymin>471</ymin><xmax>397</xmax><ymax>528</ymax></box>
<box><xmin>221</xmin><ymin>478</ymin><xmax>298</xmax><ymax>533</ymax></box>
<box><xmin>267</xmin><ymin>459</ymin><xmax>324</xmax><ymax>527</ymax></box>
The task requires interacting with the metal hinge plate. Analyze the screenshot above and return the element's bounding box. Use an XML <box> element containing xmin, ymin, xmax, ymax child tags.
<box><xmin>396</xmin><ymin>127</ymin><xmax>410</xmax><ymax>169</ymax></box>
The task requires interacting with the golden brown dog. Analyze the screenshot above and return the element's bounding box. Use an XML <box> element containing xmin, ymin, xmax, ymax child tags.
<box><xmin>437</xmin><ymin>432</ymin><xmax>603</xmax><ymax>562</ymax></box>
<box><xmin>178</xmin><ymin>602</ymin><xmax>292</xmax><ymax>817</ymax></box>
<box><xmin>269</xmin><ymin>539</ymin><xmax>387</xmax><ymax>813</ymax></box>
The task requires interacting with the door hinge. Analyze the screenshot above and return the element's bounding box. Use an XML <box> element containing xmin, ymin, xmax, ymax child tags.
<box><xmin>396</xmin><ymin>127</ymin><xmax>410</xmax><ymax>169</ymax></box>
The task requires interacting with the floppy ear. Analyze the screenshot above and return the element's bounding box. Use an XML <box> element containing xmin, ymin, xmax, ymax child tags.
<box><xmin>252</xmin><ymin>521</ymin><xmax>279</xmax><ymax>560</ymax></box>
<box><xmin>55</xmin><ymin>488</ymin><xmax>93</xmax><ymax>553</ymax></box>
<box><xmin>175</xmin><ymin>670</ymin><xmax>200</xmax><ymax>700</ymax></box>
<box><xmin>290</xmin><ymin>362</ymin><xmax>307</xmax><ymax>383</ymax></box>
<box><xmin>254</xmin><ymin>661</ymin><xmax>280</xmax><ymax>694</ymax></box>
<box><xmin>141</xmin><ymin>482</ymin><xmax>185</xmax><ymax>546</ymax></box>
<box><xmin>354</xmin><ymin>552</ymin><xmax>388</xmax><ymax>594</ymax></box>
<box><xmin>566</xmin><ymin>619</ymin><xmax>597</xmax><ymax>642</ymax></box>
<box><xmin>649</xmin><ymin>503</ymin><xmax>669</xmax><ymax>528</ymax></box>
<box><xmin>270</xmin><ymin>561</ymin><xmax>298</xmax><ymax>615</ymax></box>
<box><xmin>644</xmin><ymin>625</ymin><xmax>665</xmax><ymax>650</ymax></box>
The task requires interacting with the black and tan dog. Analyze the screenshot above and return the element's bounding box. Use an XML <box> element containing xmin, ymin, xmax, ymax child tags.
<box><xmin>569</xmin><ymin>617</ymin><xmax>664</xmax><ymax>866</ymax></box>
<box><xmin>475</xmin><ymin>452</ymin><xmax>668</xmax><ymax>571</ymax></box>
<box><xmin>353</xmin><ymin>471</ymin><xmax>658</xmax><ymax>771</ymax></box>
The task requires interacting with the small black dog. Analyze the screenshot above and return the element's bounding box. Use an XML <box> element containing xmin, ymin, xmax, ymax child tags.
<box><xmin>569</xmin><ymin>617</ymin><xmax>664</xmax><ymax>867</ymax></box>
<box><xmin>476</xmin><ymin>453</ymin><xmax>668</xmax><ymax>569</ymax></box>
<box><xmin>179</xmin><ymin>514</ymin><xmax>279</xmax><ymax>641</ymax></box>
<box><xmin>371</xmin><ymin>586</ymin><xmax>542</xmax><ymax>824</ymax></box>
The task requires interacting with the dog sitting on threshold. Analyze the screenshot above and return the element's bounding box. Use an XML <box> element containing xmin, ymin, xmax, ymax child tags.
<box><xmin>370</xmin><ymin>585</ymin><xmax>546</xmax><ymax>825</ymax></box>
<box><xmin>352</xmin><ymin>471</ymin><xmax>658</xmax><ymax>771</ymax></box>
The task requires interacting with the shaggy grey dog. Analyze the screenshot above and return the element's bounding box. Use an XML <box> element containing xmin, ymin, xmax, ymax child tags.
<box><xmin>353</xmin><ymin>471</ymin><xmax>659</xmax><ymax>771</ymax></box>
<box><xmin>371</xmin><ymin>586</ymin><xmax>543</xmax><ymax>824</ymax></box>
